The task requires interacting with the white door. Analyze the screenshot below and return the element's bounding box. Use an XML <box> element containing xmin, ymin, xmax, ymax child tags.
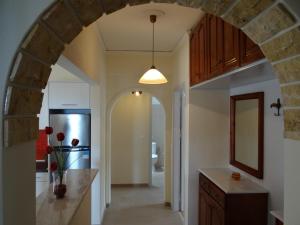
<box><xmin>172</xmin><ymin>91</ymin><xmax>185</xmax><ymax>213</ymax></box>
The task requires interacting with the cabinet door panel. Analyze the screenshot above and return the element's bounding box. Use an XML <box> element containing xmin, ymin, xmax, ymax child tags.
<box><xmin>199</xmin><ymin>189</ymin><xmax>209</xmax><ymax>225</ymax></box>
<box><xmin>190</xmin><ymin>15</ymin><xmax>207</xmax><ymax>86</ymax></box>
<box><xmin>223</xmin><ymin>22</ymin><xmax>240</xmax><ymax>73</ymax></box>
<box><xmin>207</xmin><ymin>15</ymin><xmax>223</xmax><ymax>78</ymax></box>
<box><xmin>210</xmin><ymin>203</ymin><xmax>224</xmax><ymax>225</ymax></box>
<box><xmin>190</xmin><ymin>32</ymin><xmax>198</xmax><ymax>85</ymax></box>
<box><xmin>198</xmin><ymin>17</ymin><xmax>207</xmax><ymax>82</ymax></box>
<box><xmin>199</xmin><ymin>189</ymin><xmax>225</xmax><ymax>225</ymax></box>
<box><xmin>240</xmin><ymin>32</ymin><xmax>264</xmax><ymax>65</ymax></box>
<box><xmin>49</xmin><ymin>82</ymin><xmax>90</xmax><ymax>109</ymax></box>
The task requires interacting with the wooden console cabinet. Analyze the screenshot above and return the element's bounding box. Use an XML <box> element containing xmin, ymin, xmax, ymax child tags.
<box><xmin>199</xmin><ymin>169</ymin><xmax>268</xmax><ymax>225</ymax></box>
<box><xmin>276</xmin><ymin>219</ymin><xmax>284</xmax><ymax>225</ymax></box>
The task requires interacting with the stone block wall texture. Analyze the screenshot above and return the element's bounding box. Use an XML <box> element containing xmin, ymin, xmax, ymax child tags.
<box><xmin>3</xmin><ymin>0</ymin><xmax>300</xmax><ymax>147</ymax></box>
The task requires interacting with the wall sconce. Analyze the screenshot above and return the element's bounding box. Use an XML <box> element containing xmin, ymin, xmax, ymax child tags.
<box><xmin>131</xmin><ymin>91</ymin><xmax>142</xmax><ymax>96</ymax></box>
<box><xmin>270</xmin><ymin>98</ymin><xmax>282</xmax><ymax>116</ymax></box>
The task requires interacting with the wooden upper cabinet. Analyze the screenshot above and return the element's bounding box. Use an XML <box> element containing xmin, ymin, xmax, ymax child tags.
<box><xmin>239</xmin><ymin>32</ymin><xmax>264</xmax><ymax>66</ymax></box>
<box><xmin>207</xmin><ymin>15</ymin><xmax>223</xmax><ymax>78</ymax></box>
<box><xmin>190</xmin><ymin>15</ymin><xmax>207</xmax><ymax>86</ymax></box>
<box><xmin>223</xmin><ymin>22</ymin><xmax>240</xmax><ymax>73</ymax></box>
<box><xmin>190</xmin><ymin>30</ymin><xmax>198</xmax><ymax>85</ymax></box>
<box><xmin>189</xmin><ymin>14</ymin><xmax>264</xmax><ymax>87</ymax></box>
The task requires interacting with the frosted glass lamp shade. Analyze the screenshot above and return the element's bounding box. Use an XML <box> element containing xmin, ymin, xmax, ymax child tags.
<box><xmin>139</xmin><ymin>66</ymin><xmax>168</xmax><ymax>84</ymax></box>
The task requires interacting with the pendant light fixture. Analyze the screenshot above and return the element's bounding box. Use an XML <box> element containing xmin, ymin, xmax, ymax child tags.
<box><xmin>139</xmin><ymin>15</ymin><xmax>168</xmax><ymax>84</ymax></box>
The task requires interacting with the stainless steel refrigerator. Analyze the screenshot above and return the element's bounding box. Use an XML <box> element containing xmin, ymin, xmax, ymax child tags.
<box><xmin>49</xmin><ymin>109</ymin><xmax>91</xmax><ymax>169</ymax></box>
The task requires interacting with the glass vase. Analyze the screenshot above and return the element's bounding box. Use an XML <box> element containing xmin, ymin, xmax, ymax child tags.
<box><xmin>52</xmin><ymin>171</ymin><xmax>67</xmax><ymax>199</ymax></box>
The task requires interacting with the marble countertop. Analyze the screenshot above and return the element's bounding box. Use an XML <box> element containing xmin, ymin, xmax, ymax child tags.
<box><xmin>198</xmin><ymin>168</ymin><xmax>268</xmax><ymax>194</ymax></box>
<box><xmin>36</xmin><ymin>169</ymin><xmax>98</xmax><ymax>225</ymax></box>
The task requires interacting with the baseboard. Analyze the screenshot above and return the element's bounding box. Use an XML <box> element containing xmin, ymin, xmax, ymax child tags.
<box><xmin>164</xmin><ymin>202</ymin><xmax>171</xmax><ymax>207</ymax></box>
<box><xmin>111</xmin><ymin>183</ymin><xmax>149</xmax><ymax>188</ymax></box>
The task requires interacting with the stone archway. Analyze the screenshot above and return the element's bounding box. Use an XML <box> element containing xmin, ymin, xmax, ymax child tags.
<box><xmin>2</xmin><ymin>0</ymin><xmax>300</xmax><ymax>224</ymax></box>
<box><xmin>4</xmin><ymin>0</ymin><xmax>300</xmax><ymax>147</ymax></box>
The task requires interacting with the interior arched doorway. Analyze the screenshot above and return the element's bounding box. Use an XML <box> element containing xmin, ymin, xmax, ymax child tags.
<box><xmin>107</xmin><ymin>89</ymin><xmax>167</xmax><ymax>204</ymax></box>
<box><xmin>1</xmin><ymin>1</ymin><xmax>300</xmax><ymax>225</ymax></box>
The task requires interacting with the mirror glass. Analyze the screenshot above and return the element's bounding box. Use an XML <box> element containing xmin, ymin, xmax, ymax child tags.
<box><xmin>235</xmin><ymin>99</ymin><xmax>259</xmax><ymax>170</ymax></box>
<box><xmin>230</xmin><ymin>92</ymin><xmax>264</xmax><ymax>179</ymax></box>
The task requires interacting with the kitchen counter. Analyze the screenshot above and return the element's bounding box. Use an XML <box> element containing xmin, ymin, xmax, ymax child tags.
<box><xmin>36</xmin><ymin>169</ymin><xmax>98</xmax><ymax>225</ymax></box>
<box><xmin>198</xmin><ymin>168</ymin><xmax>268</xmax><ymax>194</ymax></box>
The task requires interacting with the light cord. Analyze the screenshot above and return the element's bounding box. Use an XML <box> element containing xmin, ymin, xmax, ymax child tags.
<box><xmin>152</xmin><ymin>20</ymin><xmax>155</xmax><ymax>67</ymax></box>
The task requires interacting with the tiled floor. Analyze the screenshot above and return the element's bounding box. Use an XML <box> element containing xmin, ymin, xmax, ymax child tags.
<box><xmin>102</xmin><ymin>172</ymin><xmax>183</xmax><ymax>225</ymax></box>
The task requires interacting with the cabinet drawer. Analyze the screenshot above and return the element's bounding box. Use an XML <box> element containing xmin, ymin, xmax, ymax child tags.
<box><xmin>199</xmin><ymin>173</ymin><xmax>225</xmax><ymax>208</ymax></box>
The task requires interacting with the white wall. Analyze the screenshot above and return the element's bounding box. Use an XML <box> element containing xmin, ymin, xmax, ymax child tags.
<box><xmin>111</xmin><ymin>93</ymin><xmax>151</xmax><ymax>184</ymax></box>
<box><xmin>106</xmin><ymin>51</ymin><xmax>173</xmax><ymax>203</ymax></box>
<box><xmin>63</xmin><ymin>23</ymin><xmax>104</xmax><ymax>82</ymax></box>
<box><xmin>284</xmin><ymin>139</ymin><xmax>300</xmax><ymax>225</ymax></box>
<box><xmin>188</xmin><ymin>89</ymin><xmax>230</xmax><ymax>225</ymax></box>
<box><xmin>63</xmin><ymin>23</ymin><xmax>107</xmax><ymax>225</ymax></box>
<box><xmin>230</xmin><ymin>79</ymin><xmax>284</xmax><ymax>225</ymax></box>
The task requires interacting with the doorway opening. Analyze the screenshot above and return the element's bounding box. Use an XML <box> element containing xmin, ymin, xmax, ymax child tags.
<box><xmin>151</xmin><ymin>96</ymin><xmax>165</xmax><ymax>192</ymax></box>
<box><xmin>105</xmin><ymin>91</ymin><xmax>173</xmax><ymax>225</ymax></box>
<box><xmin>109</xmin><ymin>91</ymin><xmax>166</xmax><ymax>206</ymax></box>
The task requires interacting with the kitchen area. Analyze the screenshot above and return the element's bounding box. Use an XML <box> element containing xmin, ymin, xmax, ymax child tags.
<box><xmin>35</xmin><ymin>63</ymin><xmax>92</xmax><ymax>196</ymax></box>
<box><xmin>34</xmin><ymin>60</ymin><xmax>104</xmax><ymax>225</ymax></box>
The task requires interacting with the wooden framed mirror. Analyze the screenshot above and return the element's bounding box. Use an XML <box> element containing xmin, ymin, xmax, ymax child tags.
<box><xmin>230</xmin><ymin>92</ymin><xmax>264</xmax><ymax>179</ymax></box>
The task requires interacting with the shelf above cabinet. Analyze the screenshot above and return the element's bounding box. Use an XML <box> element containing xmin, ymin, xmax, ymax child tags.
<box><xmin>190</xmin><ymin>58</ymin><xmax>276</xmax><ymax>90</ymax></box>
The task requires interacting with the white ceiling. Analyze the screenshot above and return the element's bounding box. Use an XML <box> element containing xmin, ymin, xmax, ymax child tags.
<box><xmin>96</xmin><ymin>3</ymin><xmax>204</xmax><ymax>52</ymax></box>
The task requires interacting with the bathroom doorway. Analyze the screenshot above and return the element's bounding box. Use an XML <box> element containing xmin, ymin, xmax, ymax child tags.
<box><xmin>151</xmin><ymin>97</ymin><xmax>165</xmax><ymax>191</ymax></box>
<box><xmin>109</xmin><ymin>92</ymin><xmax>167</xmax><ymax>205</ymax></box>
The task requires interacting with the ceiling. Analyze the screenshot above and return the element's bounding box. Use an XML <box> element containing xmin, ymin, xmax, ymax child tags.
<box><xmin>96</xmin><ymin>3</ymin><xmax>204</xmax><ymax>52</ymax></box>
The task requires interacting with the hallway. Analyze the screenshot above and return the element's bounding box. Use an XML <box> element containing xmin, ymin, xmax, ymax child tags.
<box><xmin>102</xmin><ymin>172</ymin><xmax>183</xmax><ymax>225</ymax></box>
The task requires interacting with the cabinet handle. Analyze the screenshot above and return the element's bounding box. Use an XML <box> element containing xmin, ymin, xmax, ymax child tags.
<box><xmin>61</xmin><ymin>104</ymin><xmax>78</xmax><ymax>106</ymax></box>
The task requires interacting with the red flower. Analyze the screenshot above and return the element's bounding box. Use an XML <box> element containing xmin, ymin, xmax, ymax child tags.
<box><xmin>45</xmin><ymin>126</ymin><xmax>53</xmax><ymax>135</ymax></box>
<box><xmin>46</xmin><ymin>146</ymin><xmax>53</xmax><ymax>154</ymax></box>
<box><xmin>71</xmin><ymin>139</ymin><xmax>79</xmax><ymax>147</ymax></box>
<box><xmin>50</xmin><ymin>162</ymin><xmax>58</xmax><ymax>172</ymax></box>
<box><xmin>57</xmin><ymin>132</ymin><xmax>65</xmax><ymax>142</ymax></box>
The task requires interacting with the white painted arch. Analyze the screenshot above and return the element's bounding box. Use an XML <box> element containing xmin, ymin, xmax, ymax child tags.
<box><xmin>106</xmin><ymin>88</ymin><xmax>167</xmax><ymax>204</ymax></box>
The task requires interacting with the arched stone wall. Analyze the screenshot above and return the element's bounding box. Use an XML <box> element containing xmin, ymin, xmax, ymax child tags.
<box><xmin>2</xmin><ymin>0</ymin><xmax>300</xmax><ymax>224</ymax></box>
<box><xmin>4</xmin><ymin>0</ymin><xmax>300</xmax><ymax>147</ymax></box>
